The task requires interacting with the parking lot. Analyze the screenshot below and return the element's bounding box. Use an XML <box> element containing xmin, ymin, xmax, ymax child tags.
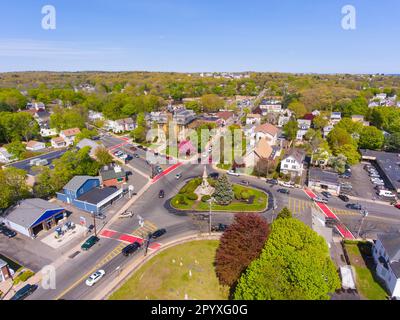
<box><xmin>339</xmin><ymin>163</ymin><xmax>396</xmax><ymax>203</ymax></box>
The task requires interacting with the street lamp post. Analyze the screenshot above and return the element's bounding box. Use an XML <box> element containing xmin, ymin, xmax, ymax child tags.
<box><xmin>208</xmin><ymin>197</ymin><xmax>215</xmax><ymax>235</ymax></box>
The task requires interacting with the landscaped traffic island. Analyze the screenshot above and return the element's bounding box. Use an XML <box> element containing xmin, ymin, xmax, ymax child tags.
<box><xmin>170</xmin><ymin>175</ymin><xmax>268</xmax><ymax>212</ymax></box>
<box><xmin>109</xmin><ymin>240</ymin><xmax>229</xmax><ymax>300</ymax></box>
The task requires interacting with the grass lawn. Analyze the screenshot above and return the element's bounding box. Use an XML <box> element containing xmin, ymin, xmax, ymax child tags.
<box><xmin>344</xmin><ymin>241</ymin><xmax>388</xmax><ymax>300</ymax></box>
<box><xmin>171</xmin><ymin>180</ymin><xmax>268</xmax><ymax>212</ymax></box>
<box><xmin>109</xmin><ymin>240</ymin><xmax>229</xmax><ymax>300</ymax></box>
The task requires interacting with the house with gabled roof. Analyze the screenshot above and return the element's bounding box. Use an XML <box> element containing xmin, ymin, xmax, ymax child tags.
<box><xmin>60</xmin><ymin>128</ymin><xmax>81</xmax><ymax>146</ymax></box>
<box><xmin>3</xmin><ymin>199</ymin><xmax>66</xmax><ymax>238</ymax></box>
<box><xmin>373</xmin><ymin>233</ymin><xmax>400</xmax><ymax>299</ymax></box>
<box><xmin>280</xmin><ymin>148</ymin><xmax>306</xmax><ymax>177</ymax></box>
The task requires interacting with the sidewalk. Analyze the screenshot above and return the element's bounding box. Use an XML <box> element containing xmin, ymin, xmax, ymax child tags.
<box><xmin>94</xmin><ymin>233</ymin><xmax>222</xmax><ymax>300</ymax></box>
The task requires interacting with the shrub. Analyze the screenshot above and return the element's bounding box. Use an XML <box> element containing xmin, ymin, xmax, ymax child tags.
<box><xmin>13</xmin><ymin>270</ymin><xmax>35</xmax><ymax>285</ymax></box>
<box><xmin>187</xmin><ymin>193</ymin><xmax>198</xmax><ymax>201</ymax></box>
<box><xmin>175</xmin><ymin>195</ymin><xmax>188</xmax><ymax>206</ymax></box>
<box><xmin>241</xmin><ymin>191</ymin><xmax>250</xmax><ymax>201</ymax></box>
<box><xmin>201</xmin><ymin>195</ymin><xmax>211</xmax><ymax>202</ymax></box>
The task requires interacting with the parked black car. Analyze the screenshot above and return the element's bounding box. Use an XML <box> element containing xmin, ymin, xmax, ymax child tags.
<box><xmin>266</xmin><ymin>179</ymin><xmax>279</xmax><ymax>185</ymax></box>
<box><xmin>0</xmin><ymin>224</ymin><xmax>17</xmax><ymax>238</ymax></box>
<box><xmin>338</xmin><ymin>194</ymin><xmax>350</xmax><ymax>202</ymax></box>
<box><xmin>10</xmin><ymin>284</ymin><xmax>38</xmax><ymax>300</ymax></box>
<box><xmin>159</xmin><ymin>190</ymin><xmax>165</xmax><ymax>198</ymax></box>
<box><xmin>151</xmin><ymin>228</ymin><xmax>167</xmax><ymax>239</ymax></box>
<box><xmin>122</xmin><ymin>242</ymin><xmax>141</xmax><ymax>256</ymax></box>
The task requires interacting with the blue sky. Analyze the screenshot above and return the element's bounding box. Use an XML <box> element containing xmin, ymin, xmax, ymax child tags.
<box><xmin>0</xmin><ymin>0</ymin><xmax>399</xmax><ymax>73</ymax></box>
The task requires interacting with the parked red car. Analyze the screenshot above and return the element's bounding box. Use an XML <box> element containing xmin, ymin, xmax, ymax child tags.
<box><xmin>395</xmin><ymin>203</ymin><xmax>400</xmax><ymax>210</ymax></box>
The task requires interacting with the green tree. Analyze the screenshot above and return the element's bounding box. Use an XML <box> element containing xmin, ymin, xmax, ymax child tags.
<box><xmin>283</xmin><ymin>120</ymin><xmax>298</xmax><ymax>141</ymax></box>
<box><xmin>95</xmin><ymin>146</ymin><xmax>114</xmax><ymax>166</ymax></box>
<box><xmin>385</xmin><ymin>132</ymin><xmax>400</xmax><ymax>152</ymax></box>
<box><xmin>335</xmin><ymin>144</ymin><xmax>360</xmax><ymax>165</ymax></box>
<box><xmin>312</xmin><ymin>115</ymin><xmax>329</xmax><ymax>130</ymax></box>
<box><xmin>5</xmin><ymin>140</ymin><xmax>25</xmax><ymax>159</ymax></box>
<box><xmin>75</xmin><ymin>128</ymin><xmax>98</xmax><ymax>143</ymax></box>
<box><xmin>201</xmin><ymin>94</ymin><xmax>225</xmax><ymax>112</ymax></box>
<box><xmin>32</xmin><ymin>166</ymin><xmax>56</xmax><ymax>198</ymax></box>
<box><xmin>327</xmin><ymin>127</ymin><xmax>354</xmax><ymax>152</ymax></box>
<box><xmin>213</xmin><ymin>174</ymin><xmax>234</xmax><ymax>205</ymax></box>
<box><xmin>277</xmin><ymin>207</ymin><xmax>292</xmax><ymax>219</ymax></box>
<box><xmin>358</xmin><ymin>126</ymin><xmax>384</xmax><ymax>150</ymax></box>
<box><xmin>234</xmin><ymin>218</ymin><xmax>341</xmax><ymax>300</ymax></box>
<box><xmin>0</xmin><ymin>167</ymin><xmax>30</xmax><ymax>210</ymax></box>
<box><xmin>288</xmin><ymin>100</ymin><xmax>307</xmax><ymax>118</ymax></box>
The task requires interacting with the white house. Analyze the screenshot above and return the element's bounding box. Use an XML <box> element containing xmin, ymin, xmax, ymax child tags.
<box><xmin>373</xmin><ymin>233</ymin><xmax>400</xmax><ymax>299</ymax></box>
<box><xmin>323</xmin><ymin>125</ymin><xmax>334</xmax><ymax>138</ymax></box>
<box><xmin>296</xmin><ymin>119</ymin><xmax>312</xmax><ymax>141</ymax></box>
<box><xmin>280</xmin><ymin>148</ymin><xmax>306</xmax><ymax>177</ymax></box>
<box><xmin>88</xmin><ymin>110</ymin><xmax>104</xmax><ymax>122</ymax></box>
<box><xmin>51</xmin><ymin>137</ymin><xmax>67</xmax><ymax>149</ymax></box>
<box><xmin>60</xmin><ymin>128</ymin><xmax>81</xmax><ymax>146</ymax></box>
<box><xmin>107</xmin><ymin>118</ymin><xmax>136</xmax><ymax>133</ymax></box>
<box><xmin>254</xmin><ymin>123</ymin><xmax>279</xmax><ymax>146</ymax></box>
<box><xmin>246</xmin><ymin>114</ymin><xmax>261</xmax><ymax>126</ymax></box>
<box><xmin>0</xmin><ymin>147</ymin><xmax>14</xmax><ymax>163</ymax></box>
<box><xmin>330</xmin><ymin>112</ymin><xmax>342</xmax><ymax>125</ymax></box>
<box><xmin>26</xmin><ymin>141</ymin><xmax>46</xmax><ymax>152</ymax></box>
<box><xmin>40</xmin><ymin>127</ymin><xmax>58</xmax><ymax>137</ymax></box>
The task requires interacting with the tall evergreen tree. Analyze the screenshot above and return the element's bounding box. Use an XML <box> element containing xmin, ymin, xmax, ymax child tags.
<box><xmin>213</xmin><ymin>174</ymin><xmax>234</xmax><ymax>205</ymax></box>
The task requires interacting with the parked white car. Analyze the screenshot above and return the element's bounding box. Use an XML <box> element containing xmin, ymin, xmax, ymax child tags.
<box><xmin>85</xmin><ymin>270</ymin><xmax>105</xmax><ymax>287</ymax></box>
<box><xmin>379</xmin><ymin>190</ymin><xmax>396</xmax><ymax>198</ymax></box>
<box><xmin>313</xmin><ymin>197</ymin><xmax>329</xmax><ymax>204</ymax></box>
<box><xmin>227</xmin><ymin>170</ymin><xmax>240</xmax><ymax>177</ymax></box>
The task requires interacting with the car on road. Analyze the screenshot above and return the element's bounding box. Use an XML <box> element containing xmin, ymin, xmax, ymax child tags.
<box><xmin>202</xmin><ymin>152</ymin><xmax>208</xmax><ymax>158</ymax></box>
<box><xmin>159</xmin><ymin>190</ymin><xmax>165</xmax><ymax>198</ymax></box>
<box><xmin>85</xmin><ymin>270</ymin><xmax>106</xmax><ymax>287</ymax></box>
<box><xmin>313</xmin><ymin>197</ymin><xmax>328</xmax><ymax>204</ymax></box>
<box><xmin>211</xmin><ymin>223</ymin><xmax>228</xmax><ymax>232</ymax></box>
<box><xmin>122</xmin><ymin>242</ymin><xmax>141</xmax><ymax>256</ymax></box>
<box><xmin>346</xmin><ymin>203</ymin><xmax>362</xmax><ymax>210</ymax></box>
<box><xmin>175</xmin><ymin>173</ymin><xmax>182</xmax><ymax>180</ymax></box>
<box><xmin>10</xmin><ymin>284</ymin><xmax>38</xmax><ymax>300</ymax></box>
<box><xmin>280</xmin><ymin>182</ymin><xmax>294</xmax><ymax>188</ymax></box>
<box><xmin>81</xmin><ymin>236</ymin><xmax>100</xmax><ymax>251</ymax></box>
<box><xmin>240</xmin><ymin>180</ymin><xmax>250</xmax><ymax>186</ymax></box>
<box><xmin>151</xmin><ymin>228</ymin><xmax>167</xmax><ymax>239</ymax></box>
<box><xmin>155</xmin><ymin>166</ymin><xmax>163</xmax><ymax>174</ymax></box>
<box><xmin>277</xmin><ymin>189</ymin><xmax>290</xmax><ymax>195</ymax></box>
<box><xmin>266</xmin><ymin>179</ymin><xmax>278</xmax><ymax>185</ymax></box>
<box><xmin>338</xmin><ymin>194</ymin><xmax>350</xmax><ymax>202</ymax></box>
<box><xmin>227</xmin><ymin>170</ymin><xmax>240</xmax><ymax>176</ymax></box>
<box><xmin>321</xmin><ymin>191</ymin><xmax>332</xmax><ymax>198</ymax></box>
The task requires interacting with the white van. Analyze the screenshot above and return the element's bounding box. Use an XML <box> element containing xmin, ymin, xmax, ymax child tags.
<box><xmin>379</xmin><ymin>190</ymin><xmax>396</xmax><ymax>198</ymax></box>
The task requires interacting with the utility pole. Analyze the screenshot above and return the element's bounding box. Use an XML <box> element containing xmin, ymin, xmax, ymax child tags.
<box><xmin>92</xmin><ymin>211</ymin><xmax>97</xmax><ymax>237</ymax></box>
<box><xmin>145</xmin><ymin>232</ymin><xmax>152</xmax><ymax>256</ymax></box>
<box><xmin>357</xmin><ymin>210</ymin><xmax>368</xmax><ymax>239</ymax></box>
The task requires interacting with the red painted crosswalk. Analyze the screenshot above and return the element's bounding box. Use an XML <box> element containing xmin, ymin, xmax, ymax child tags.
<box><xmin>152</xmin><ymin>162</ymin><xmax>183</xmax><ymax>183</ymax></box>
<box><xmin>304</xmin><ymin>189</ymin><xmax>355</xmax><ymax>239</ymax></box>
<box><xmin>99</xmin><ymin>229</ymin><xmax>162</xmax><ymax>250</ymax></box>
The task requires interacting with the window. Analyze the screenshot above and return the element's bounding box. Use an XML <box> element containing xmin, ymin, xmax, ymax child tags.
<box><xmin>292</xmin><ymin>165</ymin><xmax>297</xmax><ymax>169</ymax></box>
<box><xmin>284</xmin><ymin>164</ymin><xmax>288</xmax><ymax>169</ymax></box>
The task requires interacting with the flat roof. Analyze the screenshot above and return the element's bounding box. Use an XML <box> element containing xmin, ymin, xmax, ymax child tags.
<box><xmin>309</xmin><ymin>168</ymin><xmax>339</xmax><ymax>185</ymax></box>
<box><xmin>361</xmin><ymin>150</ymin><xmax>400</xmax><ymax>191</ymax></box>
<box><xmin>77</xmin><ymin>187</ymin><xmax>119</xmax><ymax>205</ymax></box>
